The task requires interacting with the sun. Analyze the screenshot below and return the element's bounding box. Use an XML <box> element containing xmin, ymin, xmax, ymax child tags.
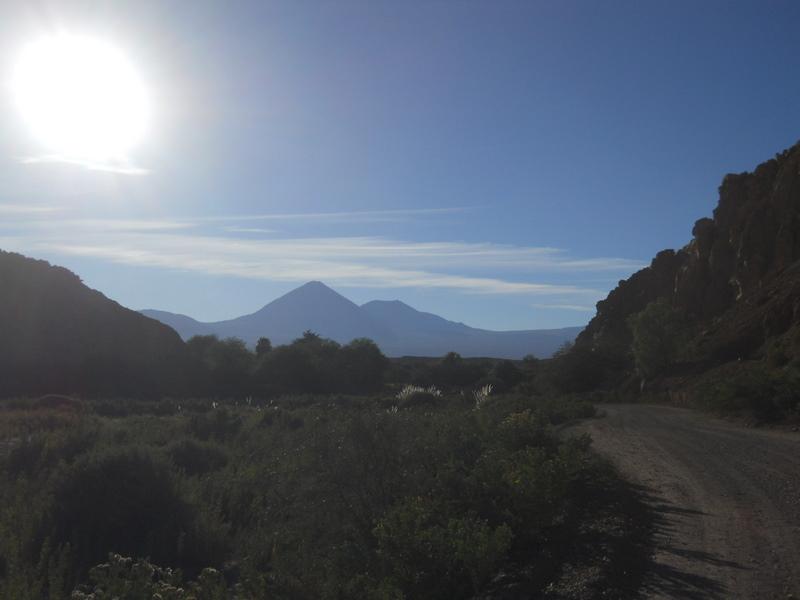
<box><xmin>12</xmin><ymin>34</ymin><xmax>150</xmax><ymax>163</ymax></box>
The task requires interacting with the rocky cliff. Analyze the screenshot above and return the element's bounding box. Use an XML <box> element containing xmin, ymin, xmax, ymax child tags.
<box><xmin>575</xmin><ymin>141</ymin><xmax>800</xmax><ymax>381</ymax></box>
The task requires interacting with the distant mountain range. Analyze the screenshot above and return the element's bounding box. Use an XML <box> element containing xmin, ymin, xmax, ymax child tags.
<box><xmin>141</xmin><ymin>281</ymin><xmax>584</xmax><ymax>359</ymax></box>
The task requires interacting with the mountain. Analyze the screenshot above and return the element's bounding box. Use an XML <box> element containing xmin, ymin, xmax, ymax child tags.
<box><xmin>360</xmin><ymin>299</ymin><xmax>582</xmax><ymax>358</ymax></box>
<box><xmin>572</xmin><ymin>140</ymin><xmax>800</xmax><ymax>395</ymax></box>
<box><xmin>143</xmin><ymin>284</ymin><xmax>583</xmax><ymax>359</ymax></box>
<box><xmin>144</xmin><ymin>281</ymin><xmax>393</xmax><ymax>348</ymax></box>
<box><xmin>218</xmin><ymin>281</ymin><xmax>393</xmax><ymax>345</ymax></box>
<box><xmin>0</xmin><ymin>250</ymin><xmax>188</xmax><ymax>397</ymax></box>
<box><xmin>138</xmin><ymin>309</ymin><xmax>214</xmax><ymax>340</ymax></box>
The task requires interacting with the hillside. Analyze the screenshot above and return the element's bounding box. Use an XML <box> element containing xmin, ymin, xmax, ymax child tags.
<box><xmin>143</xmin><ymin>284</ymin><xmax>583</xmax><ymax>359</ymax></box>
<box><xmin>0</xmin><ymin>250</ymin><xmax>188</xmax><ymax>396</ymax></box>
<box><xmin>571</xmin><ymin>140</ymin><xmax>800</xmax><ymax>412</ymax></box>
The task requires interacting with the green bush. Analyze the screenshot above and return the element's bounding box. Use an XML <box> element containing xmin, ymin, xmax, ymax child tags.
<box><xmin>258</xmin><ymin>407</ymin><xmax>305</xmax><ymax>430</ymax></box>
<box><xmin>704</xmin><ymin>363</ymin><xmax>800</xmax><ymax>421</ymax></box>
<box><xmin>167</xmin><ymin>439</ymin><xmax>229</xmax><ymax>476</ymax></box>
<box><xmin>627</xmin><ymin>298</ymin><xmax>687</xmax><ymax>379</ymax></box>
<box><xmin>72</xmin><ymin>553</ymin><xmax>228</xmax><ymax>600</ymax></box>
<box><xmin>374</xmin><ymin>497</ymin><xmax>513</xmax><ymax>598</ymax></box>
<box><xmin>398</xmin><ymin>390</ymin><xmax>440</xmax><ymax>408</ymax></box>
<box><xmin>40</xmin><ymin>448</ymin><xmax>224</xmax><ymax>582</ymax></box>
<box><xmin>189</xmin><ymin>408</ymin><xmax>242</xmax><ymax>442</ymax></box>
<box><xmin>0</xmin><ymin>393</ymin><xmax>602</xmax><ymax>599</ymax></box>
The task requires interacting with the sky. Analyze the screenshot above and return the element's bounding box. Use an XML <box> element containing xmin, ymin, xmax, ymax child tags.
<box><xmin>0</xmin><ymin>1</ymin><xmax>799</xmax><ymax>330</ymax></box>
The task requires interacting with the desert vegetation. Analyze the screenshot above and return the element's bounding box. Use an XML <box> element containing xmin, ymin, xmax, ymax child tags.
<box><xmin>0</xmin><ymin>360</ymin><xmax>634</xmax><ymax>599</ymax></box>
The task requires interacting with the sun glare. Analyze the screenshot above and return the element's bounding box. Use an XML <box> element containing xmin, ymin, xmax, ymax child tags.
<box><xmin>12</xmin><ymin>34</ymin><xmax>150</xmax><ymax>163</ymax></box>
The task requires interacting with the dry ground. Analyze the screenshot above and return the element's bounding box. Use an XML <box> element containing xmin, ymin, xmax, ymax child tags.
<box><xmin>571</xmin><ymin>404</ymin><xmax>800</xmax><ymax>599</ymax></box>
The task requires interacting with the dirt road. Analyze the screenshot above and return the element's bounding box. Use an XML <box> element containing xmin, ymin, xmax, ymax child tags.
<box><xmin>572</xmin><ymin>404</ymin><xmax>800</xmax><ymax>599</ymax></box>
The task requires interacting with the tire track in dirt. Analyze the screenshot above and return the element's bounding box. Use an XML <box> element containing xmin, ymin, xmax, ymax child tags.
<box><xmin>571</xmin><ymin>404</ymin><xmax>800</xmax><ymax>599</ymax></box>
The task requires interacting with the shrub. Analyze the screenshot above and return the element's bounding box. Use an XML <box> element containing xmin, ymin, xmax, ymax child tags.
<box><xmin>548</xmin><ymin>344</ymin><xmax>606</xmax><ymax>393</ymax></box>
<box><xmin>473</xmin><ymin>384</ymin><xmax>493</xmax><ymax>409</ymax></box>
<box><xmin>258</xmin><ymin>407</ymin><xmax>305</xmax><ymax>430</ymax></box>
<box><xmin>627</xmin><ymin>298</ymin><xmax>687</xmax><ymax>379</ymax></box>
<box><xmin>704</xmin><ymin>363</ymin><xmax>800</xmax><ymax>421</ymax></box>
<box><xmin>1</xmin><ymin>392</ymin><xmax>603</xmax><ymax>599</ymax></box>
<box><xmin>167</xmin><ymin>439</ymin><xmax>228</xmax><ymax>476</ymax></box>
<box><xmin>71</xmin><ymin>553</ymin><xmax>229</xmax><ymax>600</ymax></box>
<box><xmin>396</xmin><ymin>385</ymin><xmax>442</xmax><ymax>408</ymax></box>
<box><xmin>491</xmin><ymin>360</ymin><xmax>524</xmax><ymax>392</ymax></box>
<box><xmin>373</xmin><ymin>497</ymin><xmax>513</xmax><ymax>598</ymax></box>
<box><xmin>41</xmin><ymin>448</ymin><xmax>224</xmax><ymax>583</ymax></box>
<box><xmin>189</xmin><ymin>408</ymin><xmax>242</xmax><ymax>442</ymax></box>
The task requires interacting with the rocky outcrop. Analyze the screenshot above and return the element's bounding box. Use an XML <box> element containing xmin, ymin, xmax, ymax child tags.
<box><xmin>576</xmin><ymin>141</ymin><xmax>800</xmax><ymax>374</ymax></box>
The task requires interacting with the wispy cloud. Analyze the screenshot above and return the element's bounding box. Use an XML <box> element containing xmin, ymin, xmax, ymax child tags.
<box><xmin>533</xmin><ymin>303</ymin><xmax>597</xmax><ymax>312</ymax></box>
<box><xmin>62</xmin><ymin>219</ymin><xmax>193</xmax><ymax>231</ymax></box>
<box><xmin>26</xmin><ymin>237</ymin><xmax>596</xmax><ymax>296</ymax></box>
<box><xmin>0</xmin><ymin>218</ymin><xmax>191</xmax><ymax>233</ymax></box>
<box><xmin>223</xmin><ymin>226</ymin><xmax>278</xmax><ymax>234</ymax></box>
<box><xmin>0</xmin><ymin>204</ymin><xmax>67</xmax><ymax>215</ymax></box>
<box><xmin>199</xmin><ymin>206</ymin><xmax>472</xmax><ymax>224</ymax></box>
<box><xmin>0</xmin><ymin>211</ymin><xmax>641</xmax><ymax>300</ymax></box>
<box><xmin>20</xmin><ymin>155</ymin><xmax>149</xmax><ymax>175</ymax></box>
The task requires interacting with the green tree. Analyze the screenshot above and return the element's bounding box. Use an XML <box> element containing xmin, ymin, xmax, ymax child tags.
<box><xmin>549</xmin><ymin>344</ymin><xmax>605</xmax><ymax>393</ymax></box>
<box><xmin>492</xmin><ymin>360</ymin><xmax>524</xmax><ymax>392</ymax></box>
<box><xmin>339</xmin><ymin>338</ymin><xmax>389</xmax><ymax>393</ymax></box>
<box><xmin>256</xmin><ymin>333</ymin><xmax>341</xmax><ymax>394</ymax></box>
<box><xmin>186</xmin><ymin>335</ymin><xmax>255</xmax><ymax>397</ymax></box>
<box><xmin>296</xmin><ymin>330</ymin><xmax>321</xmax><ymax>344</ymax></box>
<box><xmin>627</xmin><ymin>298</ymin><xmax>686</xmax><ymax>379</ymax></box>
<box><xmin>255</xmin><ymin>336</ymin><xmax>272</xmax><ymax>357</ymax></box>
<box><xmin>522</xmin><ymin>353</ymin><xmax>539</xmax><ymax>366</ymax></box>
<box><xmin>431</xmin><ymin>352</ymin><xmax>487</xmax><ymax>389</ymax></box>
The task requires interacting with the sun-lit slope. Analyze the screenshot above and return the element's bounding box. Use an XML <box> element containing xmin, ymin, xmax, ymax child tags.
<box><xmin>0</xmin><ymin>250</ymin><xmax>187</xmax><ymax>396</ymax></box>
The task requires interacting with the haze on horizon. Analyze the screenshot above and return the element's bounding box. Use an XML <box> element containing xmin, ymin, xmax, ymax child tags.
<box><xmin>1</xmin><ymin>1</ymin><xmax>799</xmax><ymax>330</ymax></box>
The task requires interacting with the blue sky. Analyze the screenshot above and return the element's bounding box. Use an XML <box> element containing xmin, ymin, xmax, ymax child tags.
<box><xmin>1</xmin><ymin>1</ymin><xmax>799</xmax><ymax>330</ymax></box>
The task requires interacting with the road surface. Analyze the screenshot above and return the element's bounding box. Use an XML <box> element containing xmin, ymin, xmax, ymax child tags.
<box><xmin>573</xmin><ymin>404</ymin><xmax>800</xmax><ymax>599</ymax></box>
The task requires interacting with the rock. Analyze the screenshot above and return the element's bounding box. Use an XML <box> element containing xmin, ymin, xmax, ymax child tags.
<box><xmin>575</xmin><ymin>140</ymin><xmax>800</xmax><ymax>383</ymax></box>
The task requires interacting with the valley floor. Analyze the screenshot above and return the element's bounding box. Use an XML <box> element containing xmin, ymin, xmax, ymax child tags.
<box><xmin>572</xmin><ymin>404</ymin><xmax>800</xmax><ymax>599</ymax></box>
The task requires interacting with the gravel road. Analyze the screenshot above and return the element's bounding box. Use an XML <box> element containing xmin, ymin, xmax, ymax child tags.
<box><xmin>572</xmin><ymin>404</ymin><xmax>800</xmax><ymax>599</ymax></box>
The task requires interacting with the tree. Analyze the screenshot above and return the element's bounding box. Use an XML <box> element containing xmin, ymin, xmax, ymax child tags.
<box><xmin>552</xmin><ymin>341</ymin><xmax>573</xmax><ymax>358</ymax></box>
<box><xmin>492</xmin><ymin>360</ymin><xmax>524</xmax><ymax>392</ymax></box>
<box><xmin>430</xmin><ymin>352</ymin><xmax>487</xmax><ymax>389</ymax></box>
<box><xmin>522</xmin><ymin>354</ymin><xmax>540</xmax><ymax>376</ymax></box>
<box><xmin>627</xmin><ymin>298</ymin><xmax>686</xmax><ymax>380</ymax></box>
<box><xmin>255</xmin><ymin>336</ymin><xmax>272</xmax><ymax>357</ymax></box>
<box><xmin>256</xmin><ymin>333</ymin><xmax>341</xmax><ymax>394</ymax></box>
<box><xmin>549</xmin><ymin>344</ymin><xmax>605</xmax><ymax>393</ymax></box>
<box><xmin>186</xmin><ymin>335</ymin><xmax>255</xmax><ymax>397</ymax></box>
<box><xmin>296</xmin><ymin>330</ymin><xmax>321</xmax><ymax>344</ymax></box>
<box><xmin>339</xmin><ymin>338</ymin><xmax>389</xmax><ymax>393</ymax></box>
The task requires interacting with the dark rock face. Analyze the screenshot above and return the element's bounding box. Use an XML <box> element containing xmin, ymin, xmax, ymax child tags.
<box><xmin>577</xmin><ymin>142</ymin><xmax>800</xmax><ymax>370</ymax></box>
<box><xmin>0</xmin><ymin>250</ymin><xmax>188</xmax><ymax>397</ymax></box>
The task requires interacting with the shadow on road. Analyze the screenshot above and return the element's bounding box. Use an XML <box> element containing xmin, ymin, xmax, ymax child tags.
<box><xmin>628</xmin><ymin>483</ymin><xmax>749</xmax><ymax>599</ymax></box>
